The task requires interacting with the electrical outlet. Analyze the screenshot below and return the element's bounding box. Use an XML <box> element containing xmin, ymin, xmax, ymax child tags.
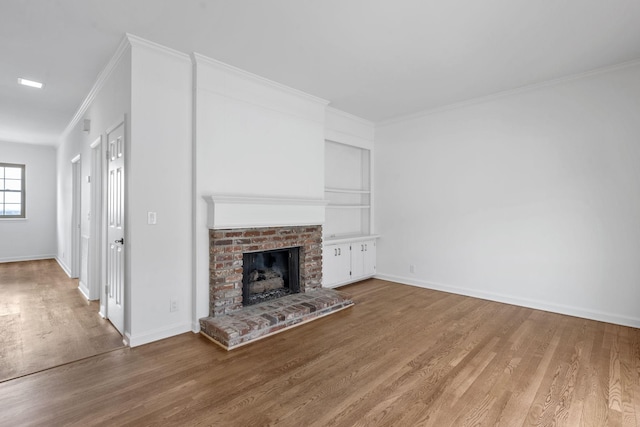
<box><xmin>409</xmin><ymin>264</ymin><xmax>415</xmax><ymax>274</ymax></box>
<box><xmin>170</xmin><ymin>298</ymin><xmax>178</xmax><ymax>312</ymax></box>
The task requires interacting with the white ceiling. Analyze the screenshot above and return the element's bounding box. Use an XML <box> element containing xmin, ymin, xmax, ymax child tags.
<box><xmin>2</xmin><ymin>0</ymin><xmax>640</xmax><ymax>146</ymax></box>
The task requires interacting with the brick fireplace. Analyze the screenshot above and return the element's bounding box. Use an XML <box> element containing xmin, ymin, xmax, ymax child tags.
<box><xmin>200</xmin><ymin>195</ymin><xmax>354</xmax><ymax>349</ymax></box>
<box><xmin>209</xmin><ymin>225</ymin><xmax>323</xmax><ymax>316</ymax></box>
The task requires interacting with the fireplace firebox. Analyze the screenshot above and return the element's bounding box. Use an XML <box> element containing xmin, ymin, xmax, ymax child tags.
<box><xmin>208</xmin><ymin>225</ymin><xmax>322</xmax><ymax>317</ymax></box>
<box><xmin>242</xmin><ymin>247</ymin><xmax>300</xmax><ymax>306</ymax></box>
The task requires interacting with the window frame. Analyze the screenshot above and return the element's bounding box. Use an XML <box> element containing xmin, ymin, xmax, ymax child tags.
<box><xmin>0</xmin><ymin>162</ymin><xmax>26</xmax><ymax>219</ymax></box>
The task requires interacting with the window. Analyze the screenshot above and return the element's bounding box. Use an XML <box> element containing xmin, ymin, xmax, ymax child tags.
<box><xmin>0</xmin><ymin>163</ymin><xmax>25</xmax><ymax>218</ymax></box>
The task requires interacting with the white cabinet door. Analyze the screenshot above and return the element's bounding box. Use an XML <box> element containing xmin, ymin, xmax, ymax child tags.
<box><xmin>323</xmin><ymin>243</ymin><xmax>351</xmax><ymax>287</ymax></box>
<box><xmin>362</xmin><ymin>239</ymin><xmax>376</xmax><ymax>276</ymax></box>
<box><xmin>351</xmin><ymin>239</ymin><xmax>376</xmax><ymax>279</ymax></box>
<box><xmin>351</xmin><ymin>241</ymin><xmax>366</xmax><ymax>278</ymax></box>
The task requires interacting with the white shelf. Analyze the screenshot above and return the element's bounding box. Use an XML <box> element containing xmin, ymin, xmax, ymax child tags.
<box><xmin>324</xmin><ymin>234</ymin><xmax>380</xmax><ymax>244</ymax></box>
<box><xmin>325</xmin><ymin>187</ymin><xmax>370</xmax><ymax>194</ymax></box>
<box><xmin>326</xmin><ymin>204</ymin><xmax>370</xmax><ymax>209</ymax></box>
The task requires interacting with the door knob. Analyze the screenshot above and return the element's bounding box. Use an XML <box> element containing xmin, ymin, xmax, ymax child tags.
<box><xmin>115</xmin><ymin>238</ymin><xmax>124</xmax><ymax>244</ymax></box>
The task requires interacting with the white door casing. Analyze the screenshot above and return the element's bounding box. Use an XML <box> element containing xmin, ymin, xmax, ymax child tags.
<box><xmin>106</xmin><ymin>121</ymin><xmax>125</xmax><ymax>335</ymax></box>
<box><xmin>71</xmin><ymin>155</ymin><xmax>81</xmax><ymax>278</ymax></box>
<box><xmin>88</xmin><ymin>136</ymin><xmax>103</xmax><ymax>302</ymax></box>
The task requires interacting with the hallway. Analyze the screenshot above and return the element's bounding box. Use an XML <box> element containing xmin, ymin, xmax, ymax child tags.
<box><xmin>0</xmin><ymin>259</ymin><xmax>124</xmax><ymax>382</ymax></box>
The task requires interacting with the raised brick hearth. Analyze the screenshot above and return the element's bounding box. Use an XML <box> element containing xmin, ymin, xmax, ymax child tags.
<box><xmin>200</xmin><ymin>224</ymin><xmax>354</xmax><ymax>349</ymax></box>
<box><xmin>200</xmin><ymin>288</ymin><xmax>353</xmax><ymax>349</ymax></box>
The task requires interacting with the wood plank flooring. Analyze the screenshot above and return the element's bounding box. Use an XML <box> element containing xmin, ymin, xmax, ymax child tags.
<box><xmin>0</xmin><ymin>259</ymin><xmax>124</xmax><ymax>382</ymax></box>
<box><xmin>0</xmin><ymin>277</ymin><xmax>638</xmax><ymax>426</ymax></box>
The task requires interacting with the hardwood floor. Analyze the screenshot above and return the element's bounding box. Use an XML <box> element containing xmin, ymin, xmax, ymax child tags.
<box><xmin>0</xmin><ymin>278</ymin><xmax>638</xmax><ymax>426</ymax></box>
<box><xmin>0</xmin><ymin>259</ymin><xmax>124</xmax><ymax>382</ymax></box>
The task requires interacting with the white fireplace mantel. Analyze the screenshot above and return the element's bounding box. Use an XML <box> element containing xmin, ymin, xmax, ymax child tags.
<box><xmin>203</xmin><ymin>195</ymin><xmax>327</xmax><ymax>229</ymax></box>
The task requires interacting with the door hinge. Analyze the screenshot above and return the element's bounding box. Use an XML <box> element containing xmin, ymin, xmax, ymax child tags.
<box><xmin>105</xmin><ymin>285</ymin><xmax>108</xmax><ymax>294</ymax></box>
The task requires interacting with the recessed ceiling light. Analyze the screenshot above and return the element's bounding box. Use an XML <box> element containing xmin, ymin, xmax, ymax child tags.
<box><xmin>17</xmin><ymin>78</ymin><xmax>44</xmax><ymax>89</ymax></box>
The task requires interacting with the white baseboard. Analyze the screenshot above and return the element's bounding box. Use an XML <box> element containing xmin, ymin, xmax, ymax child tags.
<box><xmin>78</xmin><ymin>281</ymin><xmax>90</xmax><ymax>299</ymax></box>
<box><xmin>127</xmin><ymin>322</ymin><xmax>193</xmax><ymax>347</ymax></box>
<box><xmin>192</xmin><ymin>320</ymin><xmax>201</xmax><ymax>333</ymax></box>
<box><xmin>0</xmin><ymin>254</ymin><xmax>55</xmax><ymax>263</ymax></box>
<box><xmin>323</xmin><ymin>273</ymin><xmax>376</xmax><ymax>289</ymax></box>
<box><xmin>55</xmin><ymin>257</ymin><xmax>72</xmax><ymax>277</ymax></box>
<box><xmin>375</xmin><ymin>273</ymin><xmax>640</xmax><ymax>329</ymax></box>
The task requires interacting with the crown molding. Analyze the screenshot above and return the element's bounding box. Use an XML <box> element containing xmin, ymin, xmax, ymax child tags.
<box><xmin>57</xmin><ymin>34</ymin><xmax>193</xmax><ymax>147</ymax></box>
<box><xmin>126</xmin><ymin>33</ymin><xmax>190</xmax><ymax>61</ymax></box>
<box><xmin>192</xmin><ymin>52</ymin><xmax>329</xmax><ymax>107</ymax></box>
<box><xmin>325</xmin><ymin>106</ymin><xmax>375</xmax><ymax>148</ymax></box>
<box><xmin>57</xmin><ymin>35</ymin><xmax>131</xmax><ymax>146</ymax></box>
<box><xmin>378</xmin><ymin>58</ymin><xmax>640</xmax><ymax>128</ymax></box>
<box><xmin>326</xmin><ymin>106</ymin><xmax>375</xmax><ymax>127</ymax></box>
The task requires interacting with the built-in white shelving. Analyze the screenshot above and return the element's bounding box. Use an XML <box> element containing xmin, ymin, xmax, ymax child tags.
<box><xmin>323</xmin><ymin>140</ymin><xmax>373</xmax><ymax>240</ymax></box>
<box><xmin>323</xmin><ymin>137</ymin><xmax>377</xmax><ymax>286</ymax></box>
<box><xmin>322</xmin><ymin>109</ymin><xmax>377</xmax><ymax>287</ymax></box>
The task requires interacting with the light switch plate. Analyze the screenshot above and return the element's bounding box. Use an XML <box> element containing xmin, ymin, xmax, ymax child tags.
<box><xmin>147</xmin><ymin>211</ymin><xmax>157</xmax><ymax>225</ymax></box>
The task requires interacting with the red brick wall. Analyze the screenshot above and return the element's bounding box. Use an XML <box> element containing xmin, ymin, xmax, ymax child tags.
<box><xmin>209</xmin><ymin>225</ymin><xmax>323</xmax><ymax>316</ymax></box>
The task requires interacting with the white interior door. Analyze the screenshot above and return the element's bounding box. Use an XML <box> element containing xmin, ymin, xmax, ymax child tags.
<box><xmin>106</xmin><ymin>122</ymin><xmax>125</xmax><ymax>335</ymax></box>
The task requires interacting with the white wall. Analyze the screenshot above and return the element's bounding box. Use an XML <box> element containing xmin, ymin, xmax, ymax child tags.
<box><xmin>127</xmin><ymin>37</ymin><xmax>193</xmax><ymax>346</ymax></box>
<box><xmin>193</xmin><ymin>55</ymin><xmax>328</xmax><ymax>327</ymax></box>
<box><xmin>0</xmin><ymin>140</ymin><xmax>56</xmax><ymax>262</ymax></box>
<box><xmin>375</xmin><ymin>62</ymin><xmax>640</xmax><ymax>328</ymax></box>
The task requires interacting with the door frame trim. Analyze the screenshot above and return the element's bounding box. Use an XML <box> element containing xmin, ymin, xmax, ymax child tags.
<box><xmin>89</xmin><ymin>136</ymin><xmax>104</xmax><ymax>305</ymax></box>
<box><xmin>70</xmin><ymin>154</ymin><xmax>81</xmax><ymax>279</ymax></box>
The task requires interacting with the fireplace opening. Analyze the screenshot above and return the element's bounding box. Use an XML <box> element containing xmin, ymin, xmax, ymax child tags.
<box><xmin>242</xmin><ymin>247</ymin><xmax>300</xmax><ymax>306</ymax></box>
